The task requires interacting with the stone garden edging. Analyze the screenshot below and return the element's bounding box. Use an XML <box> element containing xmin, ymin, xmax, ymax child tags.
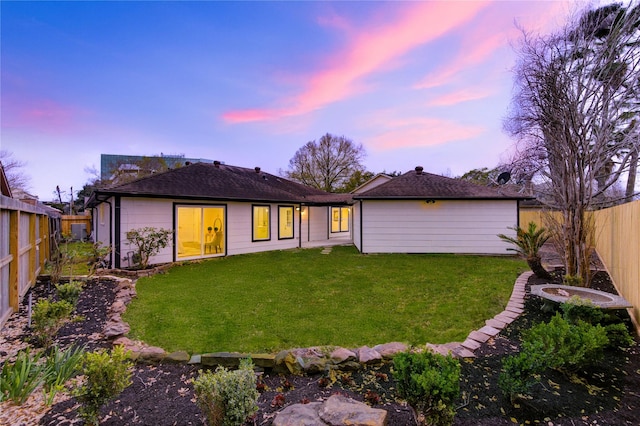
<box><xmin>99</xmin><ymin>270</ymin><xmax>534</xmax><ymax>369</ymax></box>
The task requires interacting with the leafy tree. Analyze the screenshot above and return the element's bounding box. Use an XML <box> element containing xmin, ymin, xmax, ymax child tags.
<box><xmin>505</xmin><ymin>3</ymin><xmax>640</xmax><ymax>284</ymax></box>
<box><xmin>458</xmin><ymin>167</ymin><xmax>499</xmax><ymax>186</ymax></box>
<box><xmin>284</xmin><ymin>133</ymin><xmax>367</xmax><ymax>192</ymax></box>
<box><xmin>0</xmin><ymin>149</ymin><xmax>31</xmax><ymax>191</ymax></box>
<box><xmin>338</xmin><ymin>170</ymin><xmax>375</xmax><ymax>193</ymax></box>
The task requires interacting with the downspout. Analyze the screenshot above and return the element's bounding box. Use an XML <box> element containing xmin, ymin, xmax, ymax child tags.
<box><xmin>114</xmin><ymin>196</ymin><xmax>121</xmax><ymax>269</ymax></box>
<box><xmin>516</xmin><ymin>200</ymin><xmax>520</xmax><ymax>228</ymax></box>
<box><xmin>298</xmin><ymin>204</ymin><xmax>302</xmax><ymax>248</ymax></box>
<box><xmin>359</xmin><ymin>200</ymin><xmax>364</xmax><ymax>253</ymax></box>
<box><xmin>101</xmin><ymin>199</ymin><xmax>113</xmax><ymax>268</ymax></box>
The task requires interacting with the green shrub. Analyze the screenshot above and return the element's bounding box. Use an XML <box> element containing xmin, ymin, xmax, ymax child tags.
<box><xmin>42</xmin><ymin>344</ymin><xmax>85</xmax><ymax>406</ymax></box>
<box><xmin>31</xmin><ymin>299</ymin><xmax>74</xmax><ymax>348</ymax></box>
<box><xmin>56</xmin><ymin>281</ymin><xmax>84</xmax><ymax>307</ymax></box>
<box><xmin>563</xmin><ymin>274</ymin><xmax>584</xmax><ymax>287</ymax></box>
<box><xmin>392</xmin><ymin>350</ymin><xmax>460</xmax><ymax>426</ymax></box>
<box><xmin>523</xmin><ymin>313</ymin><xmax>609</xmax><ymax>372</ymax></box>
<box><xmin>75</xmin><ymin>346</ymin><xmax>132</xmax><ymax>426</ymax></box>
<box><xmin>604</xmin><ymin>323</ymin><xmax>634</xmax><ymax>349</ymax></box>
<box><xmin>193</xmin><ymin>358</ymin><xmax>259</xmax><ymax>426</ymax></box>
<box><xmin>498</xmin><ymin>348</ymin><xmax>546</xmax><ymax>403</ymax></box>
<box><xmin>0</xmin><ymin>348</ymin><xmax>44</xmax><ymax>404</ymax></box>
<box><xmin>560</xmin><ymin>296</ymin><xmax>604</xmax><ymax>325</ymax></box>
<box><xmin>499</xmin><ymin>313</ymin><xmax>610</xmax><ymax>404</ymax></box>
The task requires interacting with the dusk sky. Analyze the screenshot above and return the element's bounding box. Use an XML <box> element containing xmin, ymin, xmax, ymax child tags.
<box><xmin>1</xmin><ymin>0</ymin><xmax>583</xmax><ymax>201</ymax></box>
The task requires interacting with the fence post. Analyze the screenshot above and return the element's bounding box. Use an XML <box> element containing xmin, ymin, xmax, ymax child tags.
<box><xmin>9</xmin><ymin>209</ymin><xmax>19</xmax><ymax>311</ymax></box>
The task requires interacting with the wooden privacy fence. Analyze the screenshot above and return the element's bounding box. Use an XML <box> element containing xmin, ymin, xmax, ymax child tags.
<box><xmin>0</xmin><ymin>195</ymin><xmax>52</xmax><ymax>327</ymax></box>
<box><xmin>61</xmin><ymin>214</ymin><xmax>92</xmax><ymax>239</ymax></box>
<box><xmin>520</xmin><ymin>200</ymin><xmax>640</xmax><ymax>328</ymax></box>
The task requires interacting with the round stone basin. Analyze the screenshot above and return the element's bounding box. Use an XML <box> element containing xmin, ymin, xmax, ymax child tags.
<box><xmin>530</xmin><ymin>284</ymin><xmax>633</xmax><ymax>309</ymax></box>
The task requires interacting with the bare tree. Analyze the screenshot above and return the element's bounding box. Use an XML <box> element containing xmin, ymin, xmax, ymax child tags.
<box><xmin>0</xmin><ymin>149</ymin><xmax>31</xmax><ymax>191</ymax></box>
<box><xmin>505</xmin><ymin>3</ymin><xmax>640</xmax><ymax>285</ymax></box>
<box><xmin>284</xmin><ymin>133</ymin><xmax>367</xmax><ymax>192</ymax></box>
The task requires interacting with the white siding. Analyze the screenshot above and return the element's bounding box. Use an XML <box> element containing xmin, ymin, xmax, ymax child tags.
<box><xmin>307</xmin><ymin>206</ymin><xmax>328</xmax><ymax>242</ymax></box>
<box><xmin>360</xmin><ymin>200</ymin><xmax>518</xmax><ymax>254</ymax></box>
<box><xmin>225</xmin><ymin>202</ymin><xmax>299</xmax><ymax>256</ymax></box>
<box><xmin>119</xmin><ymin>198</ymin><xmax>174</xmax><ymax>265</ymax></box>
<box><xmin>353</xmin><ymin>202</ymin><xmax>362</xmax><ymax>251</ymax></box>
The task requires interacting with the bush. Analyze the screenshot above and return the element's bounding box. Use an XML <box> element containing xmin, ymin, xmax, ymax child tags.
<box><xmin>0</xmin><ymin>348</ymin><xmax>44</xmax><ymax>405</ymax></box>
<box><xmin>75</xmin><ymin>346</ymin><xmax>132</xmax><ymax>426</ymax></box>
<box><xmin>193</xmin><ymin>358</ymin><xmax>259</xmax><ymax>426</ymax></box>
<box><xmin>604</xmin><ymin>323</ymin><xmax>635</xmax><ymax>349</ymax></box>
<box><xmin>42</xmin><ymin>344</ymin><xmax>85</xmax><ymax>405</ymax></box>
<box><xmin>524</xmin><ymin>313</ymin><xmax>609</xmax><ymax>372</ymax></box>
<box><xmin>392</xmin><ymin>350</ymin><xmax>460</xmax><ymax>426</ymax></box>
<box><xmin>125</xmin><ymin>227</ymin><xmax>172</xmax><ymax>269</ymax></box>
<box><xmin>560</xmin><ymin>296</ymin><xmax>604</xmax><ymax>325</ymax></box>
<box><xmin>55</xmin><ymin>281</ymin><xmax>84</xmax><ymax>307</ymax></box>
<box><xmin>499</xmin><ymin>313</ymin><xmax>610</xmax><ymax>403</ymax></box>
<box><xmin>31</xmin><ymin>299</ymin><xmax>74</xmax><ymax>348</ymax></box>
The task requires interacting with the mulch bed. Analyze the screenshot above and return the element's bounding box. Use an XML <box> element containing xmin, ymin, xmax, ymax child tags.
<box><xmin>1</xmin><ymin>271</ymin><xmax>639</xmax><ymax>425</ymax></box>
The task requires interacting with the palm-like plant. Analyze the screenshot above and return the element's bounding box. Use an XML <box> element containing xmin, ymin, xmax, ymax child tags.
<box><xmin>498</xmin><ymin>222</ymin><xmax>552</xmax><ymax>279</ymax></box>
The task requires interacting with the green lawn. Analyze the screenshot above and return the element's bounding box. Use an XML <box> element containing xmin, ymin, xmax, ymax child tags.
<box><xmin>123</xmin><ymin>245</ymin><xmax>527</xmax><ymax>354</ymax></box>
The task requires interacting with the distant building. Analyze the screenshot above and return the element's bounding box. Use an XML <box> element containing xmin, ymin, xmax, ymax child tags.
<box><xmin>100</xmin><ymin>154</ymin><xmax>215</xmax><ymax>182</ymax></box>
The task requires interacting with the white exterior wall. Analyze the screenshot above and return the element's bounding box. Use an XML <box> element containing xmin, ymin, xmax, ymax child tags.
<box><xmin>119</xmin><ymin>198</ymin><xmax>174</xmax><ymax>265</ymax></box>
<box><xmin>307</xmin><ymin>206</ymin><xmax>328</xmax><ymax>242</ymax></box>
<box><xmin>225</xmin><ymin>202</ymin><xmax>299</xmax><ymax>256</ymax></box>
<box><xmin>353</xmin><ymin>202</ymin><xmax>362</xmax><ymax>251</ymax></box>
<box><xmin>360</xmin><ymin>199</ymin><xmax>518</xmax><ymax>254</ymax></box>
<box><xmin>111</xmin><ymin>198</ymin><xmax>301</xmax><ymax>265</ymax></box>
<box><xmin>92</xmin><ymin>202</ymin><xmax>113</xmax><ymax>264</ymax></box>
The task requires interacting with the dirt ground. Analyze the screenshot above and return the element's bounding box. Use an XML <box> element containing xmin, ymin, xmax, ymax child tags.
<box><xmin>1</xmin><ymin>268</ymin><xmax>639</xmax><ymax>425</ymax></box>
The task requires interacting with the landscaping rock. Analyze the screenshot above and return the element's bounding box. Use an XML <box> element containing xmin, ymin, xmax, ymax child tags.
<box><xmin>273</xmin><ymin>402</ymin><xmax>324</xmax><ymax>426</ymax></box>
<box><xmin>164</xmin><ymin>351</ymin><xmax>191</xmax><ymax>363</ymax></box>
<box><xmin>138</xmin><ymin>346</ymin><xmax>166</xmax><ymax>362</ymax></box>
<box><xmin>330</xmin><ymin>347</ymin><xmax>357</xmax><ymax>364</ymax></box>
<box><xmin>273</xmin><ymin>395</ymin><xmax>387</xmax><ymax>426</ymax></box>
<box><xmin>357</xmin><ymin>346</ymin><xmax>382</xmax><ymax>364</ymax></box>
<box><xmin>318</xmin><ymin>394</ymin><xmax>387</xmax><ymax>426</ymax></box>
<box><xmin>373</xmin><ymin>342</ymin><xmax>408</xmax><ymax>359</ymax></box>
<box><xmin>201</xmin><ymin>352</ymin><xmax>249</xmax><ymax>368</ymax></box>
<box><xmin>103</xmin><ymin>320</ymin><xmax>130</xmax><ymax>338</ymax></box>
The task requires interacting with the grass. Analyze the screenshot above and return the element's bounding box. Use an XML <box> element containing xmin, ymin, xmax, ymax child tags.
<box><xmin>123</xmin><ymin>245</ymin><xmax>527</xmax><ymax>354</ymax></box>
<box><xmin>45</xmin><ymin>241</ymin><xmax>94</xmax><ymax>276</ymax></box>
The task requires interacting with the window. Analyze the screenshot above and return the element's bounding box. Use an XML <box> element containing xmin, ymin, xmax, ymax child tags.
<box><xmin>176</xmin><ymin>206</ymin><xmax>225</xmax><ymax>258</ymax></box>
<box><xmin>331</xmin><ymin>207</ymin><xmax>350</xmax><ymax>233</ymax></box>
<box><xmin>278</xmin><ymin>206</ymin><xmax>294</xmax><ymax>239</ymax></box>
<box><xmin>253</xmin><ymin>205</ymin><xmax>270</xmax><ymax>241</ymax></box>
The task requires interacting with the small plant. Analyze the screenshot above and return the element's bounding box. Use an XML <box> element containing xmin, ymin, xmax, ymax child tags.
<box><xmin>563</xmin><ymin>274</ymin><xmax>584</xmax><ymax>287</ymax></box>
<box><xmin>42</xmin><ymin>344</ymin><xmax>85</xmax><ymax>406</ymax></box>
<box><xmin>75</xmin><ymin>346</ymin><xmax>133</xmax><ymax>426</ymax></box>
<box><xmin>193</xmin><ymin>358</ymin><xmax>259</xmax><ymax>426</ymax></box>
<box><xmin>31</xmin><ymin>299</ymin><xmax>74</xmax><ymax>348</ymax></box>
<box><xmin>498</xmin><ymin>221</ymin><xmax>552</xmax><ymax>279</ymax></box>
<box><xmin>393</xmin><ymin>350</ymin><xmax>461</xmax><ymax>426</ymax></box>
<box><xmin>270</xmin><ymin>393</ymin><xmax>286</xmax><ymax>408</ymax></box>
<box><xmin>0</xmin><ymin>348</ymin><xmax>44</xmax><ymax>405</ymax></box>
<box><xmin>561</xmin><ymin>296</ymin><xmax>604</xmax><ymax>325</ymax></box>
<box><xmin>603</xmin><ymin>323</ymin><xmax>634</xmax><ymax>349</ymax></box>
<box><xmin>87</xmin><ymin>242</ymin><xmax>112</xmax><ymax>278</ymax></box>
<box><xmin>55</xmin><ymin>281</ymin><xmax>84</xmax><ymax>307</ymax></box>
<box><xmin>125</xmin><ymin>227</ymin><xmax>173</xmax><ymax>269</ymax></box>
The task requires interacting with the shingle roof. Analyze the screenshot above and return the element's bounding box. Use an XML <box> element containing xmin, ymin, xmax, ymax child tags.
<box><xmin>88</xmin><ymin>162</ymin><xmax>348</xmax><ymax>205</ymax></box>
<box><xmin>353</xmin><ymin>167</ymin><xmax>529</xmax><ymax>200</ymax></box>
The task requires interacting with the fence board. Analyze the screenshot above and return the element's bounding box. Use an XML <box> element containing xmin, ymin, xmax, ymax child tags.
<box><xmin>520</xmin><ymin>201</ymin><xmax>640</xmax><ymax>328</ymax></box>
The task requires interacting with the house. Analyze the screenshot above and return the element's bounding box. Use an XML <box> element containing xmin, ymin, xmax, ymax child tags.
<box><xmin>86</xmin><ymin>161</ymin><xmax>352</xmax><ymax>268</ymax></box>
<box><xmin>86</xmin><ymin>162</ymin><xmax>527</xmax><ymax>268</ymax></box>
<box><xmin>352</xmin><ymin>166</ymin><xmax>529</xmax><ymax>254</ymax></box>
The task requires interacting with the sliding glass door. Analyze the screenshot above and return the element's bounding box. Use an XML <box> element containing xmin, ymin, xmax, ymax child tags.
<box><xmin>177</xmin><ymin>206</ymin><xmax>225</xmax><ymax>259</ymax></box>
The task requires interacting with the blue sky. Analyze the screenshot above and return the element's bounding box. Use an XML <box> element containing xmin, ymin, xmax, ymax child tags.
<box><xmin>1</xmin><ymin>0</ymin><xmax>579</xmax><ymax>201</ymax></box>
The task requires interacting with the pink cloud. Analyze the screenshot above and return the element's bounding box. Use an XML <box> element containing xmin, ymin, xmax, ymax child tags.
<box><xmin>369</xmin><ymin>117</ymin><xmax>485</xmax><ymax>151</ymax></box>
<box><xmin>415</xmin><ymin>1</ymin><xmax>573</xmax><ymax>90</ymax></box>
<box><xmin>427</xmin><ymin>88</ymin><xmax>494</xmax><ymax>107</ymax></box>
<box><xmin>223</xmin><ymin>1</ymin><xmax>491</xmax><ymax>123</ymax></box>
<box><xmin>2</xmin><ymin>95</ymin><xmax>89</xmax><ymax>134</ymax></box>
